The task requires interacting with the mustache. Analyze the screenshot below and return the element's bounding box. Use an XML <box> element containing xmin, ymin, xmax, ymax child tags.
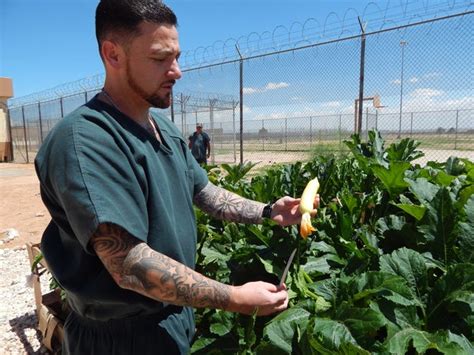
<box><xmin>162</xmin><ymin>80</ymin><xmax>176</xmax><ymax>87</ymax></box>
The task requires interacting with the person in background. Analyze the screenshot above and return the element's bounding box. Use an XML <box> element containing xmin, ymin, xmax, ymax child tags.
<box><xmin>188</xmin><ymin>122</ymin><xmax>211</xmax><ymax>165</ymax></box>
<box><xmin>34</xmin><ymin>1</ymin><xmax>319</xmax><ymax>354</ymax></box>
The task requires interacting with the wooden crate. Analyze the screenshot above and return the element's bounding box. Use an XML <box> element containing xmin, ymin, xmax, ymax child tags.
<box><xmin>26</xmin><ymin>242</ymin><xmax>67</xmax><ymax>353</ymax></box>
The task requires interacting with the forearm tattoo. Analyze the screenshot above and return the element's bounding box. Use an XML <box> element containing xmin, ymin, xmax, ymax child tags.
<box><xmin>91</xmin><ymin>223</ymin><xmax>231</xmax><ymax>310</ymax></box>
<box><xmin>193</xmin><ymin>182</ymin><xmax>265</xmax><ymax>224</ymax></box>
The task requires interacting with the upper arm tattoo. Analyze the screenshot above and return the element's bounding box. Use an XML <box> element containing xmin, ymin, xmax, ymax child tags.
<box><xmin>90</xmin><ymin>223</ymin><xmax>231</xmax><ymax>310</ymax></box>
<box><xmin>193</xmin><ymin>182</ymin><xmax>265</xmax><ymax>224</ymax></box>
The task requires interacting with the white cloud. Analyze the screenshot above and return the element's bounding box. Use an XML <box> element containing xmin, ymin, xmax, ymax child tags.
<box><xmin>291</xmin><ymin>96</ymin><xmax>304</xmax><ymax>101</ymax></box>
<box><xmin>243</xmin><ymin>87</ymin><xmax>259</xmax><ymax>94</ymax></box>
<box><xmin>321</xmin><ymin>101</ymin><xmax>341</xmax><ymax>108</ymax></box>
<box><xmin>423</xmin><ymin>72</ymin><xmax>441</xmax><ymax>79</ymax></box>
<box><xmin>242</xmin><ymin>82</ymin><xmax>290</xmax><ymax>95</ymax></box>
<box><xmin>390</xmin><ymin>79</ymin><xmax>401</xmax><ymax>85</ymax></box>
<box><xmin>410</xmin><ymin>88</ymin><xmax>444</xmax><ymax>98</ymax></box>
<box><xmin>409</xmin><ymin>77</ymin><xmax>419</xmax><ymax>83</ymax></box>
<box><xmin>265</xmin><ymin>82</ymin><xmax>289</xmax><ymax>90</ymax></box>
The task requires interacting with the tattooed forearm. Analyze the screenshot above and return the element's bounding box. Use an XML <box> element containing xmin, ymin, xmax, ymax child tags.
<box><xmin>193</xmin><ymin>182</ymin><xmax>266</xmax><ymax>224</ymax></box>
<box><xmin>91</xmin><ymin>223</ymin><xmax>231</xmax><ymax>310</ymax></box>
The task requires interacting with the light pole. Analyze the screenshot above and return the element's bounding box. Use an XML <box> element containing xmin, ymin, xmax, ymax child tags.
<box><xmin>398</xmin><ymin>40</ymin><xmax>408</xmax><ymax>139</ymax></box>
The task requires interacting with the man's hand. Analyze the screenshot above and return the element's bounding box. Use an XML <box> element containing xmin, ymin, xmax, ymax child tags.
<box><xmin>271</xmin><ymin>195</ymin><xmax>320</xmax><ymax>227</ymax></box>
<box><xmin>229</xmin><ymin>281</ymin><xmax>288</xmax><ymax>316</ymax></box>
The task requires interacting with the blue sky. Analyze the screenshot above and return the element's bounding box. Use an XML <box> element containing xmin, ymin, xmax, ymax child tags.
<box><xmin>1</xmin><ymin>0</ymin><xmax>458</xmax><ymax>99</ymax></box>
<box><xmin>1</xmin><ymin>0</ymin><xmax>472</xmax><ymax>133</ymax></box>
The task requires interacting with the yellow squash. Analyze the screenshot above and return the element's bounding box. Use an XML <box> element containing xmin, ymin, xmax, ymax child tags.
<box><xmin>299</xmin><ymin>177</ymin><xmax>319</xmax><ymax>239</ymax></box>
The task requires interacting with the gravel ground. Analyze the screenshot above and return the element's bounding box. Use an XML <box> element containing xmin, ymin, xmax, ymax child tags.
<box><xmin>0</xmin><ymin>246</ymin><xmax>51</xmax><ymax>354</ymax></box>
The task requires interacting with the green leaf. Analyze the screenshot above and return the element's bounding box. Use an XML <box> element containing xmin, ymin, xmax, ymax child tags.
<box><xmin>386</xmin><ymin>138</ymin><xmax>424</xmax><ymax>163</ymax></box>
<box><xmin>380</xmin><ymin>248</ymin><xmax>428</xmax><ymax>301</ymax></box>
<box><xmin>392</xmin><ymin>202</ymin><xmax>426</xmax><ymax>221</ymax></box>
<box><xmin>201</xmin><ymin>246</ymin><xmax>230</xmax><ymax>265</ymax></box>
<box><xmin>209</xmin><ymin>311</ymin><xmax>234</xmax><ymax>337</ymax></box>
<box><xmin>336</xmin><ymin>302</ymin><xmax>386</xmax><ymax>347</ymax></box>
<box><xmin>352</xmin><ymin>272</ymin><xmax>417</xmax><ymax>307</ymax></box>
<box><xmin>417</xmin><ymin>187</ymin><xmax>457</xmax><ymax>265</ymax></box>
<box><xmin>371</xmin><ymin>162</ymin><xmax>411</xmax><ymax>197</ymax></box>
<box><xmin>303</xmin><ymin>257</ymin><xmax>331</xmax><ymax>275</ymax></box>
<box><xmin>306</xmin><ymin>318</ymin><xmax>370</xmax><ymax>354</ymax></box>
<box><xmin>428</xmin><ymin>263</ymin><xmax>474</xmax><ymax>334</ymax></box>
<box><xmin>262</xmin><ymin>307</ymin><xmax>311</xmax><ymax>354</ymax></box>
<box><xmin>190</xmin><ymin>336</ymin><xmax>217</xmax><ymax>353</ymax></box>
<box><xmin>387</xmin><ymin>328</ymin><xmax>474</xmax><ymax>355</ymax></box>
<box><xmin>407</xmin><ymin>178</ymin><xmax>440</xmax><ymax>204</ymax></box>
<box><xmin>256</xmin><ymin>255</ymin><xmax>278</xmax><ymax>276</ymax></box>
<box><xmin>435</xmin><ymin>170</ymin><xmax>457</xmax><ymax>187</ymax></box>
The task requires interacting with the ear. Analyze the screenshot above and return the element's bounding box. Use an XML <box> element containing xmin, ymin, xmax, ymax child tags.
<box><xmin>101</xmin><ymin>40</ymin><xmax>124</xmax><ymax>69</ymax></box>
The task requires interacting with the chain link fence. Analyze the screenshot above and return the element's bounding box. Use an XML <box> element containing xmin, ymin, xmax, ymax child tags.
<box><xmin>7</xmin><ymin>11</ymin><xmax>474</xmax><ymax>166</ymax></box>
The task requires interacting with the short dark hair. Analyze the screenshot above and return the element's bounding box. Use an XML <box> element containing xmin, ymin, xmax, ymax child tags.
<box><xmin>95</xmin><ymin>0</ymin><xmax>178</xmax><ymax>50</ymax></box>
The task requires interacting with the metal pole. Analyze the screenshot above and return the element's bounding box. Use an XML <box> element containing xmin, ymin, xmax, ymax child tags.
<box><xmin>21</xmin><ymin>106</ymin><xmax>29</xmax><ymax>163</ymax></box>
<box><xmin>357</xmin><ymin>17</ymin><xmax>367</xmax><ymax>136</ymax></box>
<box><xmin>170</xmin><ymin>89</ymin><xmax>175</xmax><ymax>123</ymax></box>
<box><xmin>38</xmin><ymin>102</ymin><xmax>44</xmax><ymax>144</ymax></box>
<box><xmin>232</xmin><ymin>102</ymin><xmax>236</xmax><ymax>163</ymax></box>
<box><xmin>236</xmin><ymin>45</ymin><xmax>244</xmax><ymax>165</ymax></box>
<box><xmin>365</xmin><ymin>107</ymin><xmax>369</xmax><ymax>139</ymax></box>
<box><xmin>454</xmin><ymin>110</ymin><xmax>459</xmax><ymax>150</ymax></box>
<box><xmin>398</xmin><ymin>40</ymin><xmax>407</xmax><ymax>139</ymax></box>
<box><xmin>339</xmin><ymin>114</ymin><xmax>342</xmax><ymax>150</ymax></box>
<box><xmin>6</xmin><ymin>107</ymin><xmax>14</xmax><ymax>161</ymax></box>
<box><xmin>60</xmin><ymin>97</ymin><xmax>64</xmax><ymax>119</ymax></box>
<box><xmin>262</xmin><ymin>120</ymin><xmax>265</xmax><ymax>151</ymax></box>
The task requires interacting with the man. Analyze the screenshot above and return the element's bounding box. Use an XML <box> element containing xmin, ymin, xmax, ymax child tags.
<box><xmin>34</xmin><ymin>1</ymin><xmax>318</xmax><ymax>354</ymax></box>
<box><xmin>188</xmin><ymin>122</ymin><xmax>210</xmax><ymax>165</ymax></box>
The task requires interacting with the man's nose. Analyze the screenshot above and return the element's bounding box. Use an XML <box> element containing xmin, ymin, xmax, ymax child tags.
<box><xmin>168</xmin><ymin>59</ymin><xmax>182</xmax><ymax>80</ymax></box>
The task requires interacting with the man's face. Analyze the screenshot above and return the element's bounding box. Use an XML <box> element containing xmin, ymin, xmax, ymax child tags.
<box><xmin>196</xmin><ymin>126</ymin><xmax>203</xmax><ymax>132</ymax></box>
<box><xmin>124</xmin><ymin>22</ymin><xmax>182</xmax><ymax>109</ymax></box>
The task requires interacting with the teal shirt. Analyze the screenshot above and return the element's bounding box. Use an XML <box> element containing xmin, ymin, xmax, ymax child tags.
<box><xmin>189</xmin><ymin>131</ymin><xmax>210</xmax><ymax>162</ymax></box>
<box><xmin>35</xmin><ymin>96</ymin><xmax>208</xmax><ymax>351</ymax></box>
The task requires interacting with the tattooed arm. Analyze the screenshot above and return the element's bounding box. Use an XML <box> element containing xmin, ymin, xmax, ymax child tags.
<box><xmin>193</xmin><ymin>182</ymin><xmax>266</xmax><ymax>224</ymax></box>
<box><xmin>193</xmin><ymin>181</ymin><xmax>315</xmax><ymax>226</ymax></box>
<box><xmin>90</xmin><ymin>223</ymin><xmax>288</xmax><ymax>315</ymax></box>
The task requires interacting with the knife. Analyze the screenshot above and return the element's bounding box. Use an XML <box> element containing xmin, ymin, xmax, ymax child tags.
<box><xmin>279</xmin><ymin>248</ymin><xmax>297</xmax><ymax>286</ymax></box>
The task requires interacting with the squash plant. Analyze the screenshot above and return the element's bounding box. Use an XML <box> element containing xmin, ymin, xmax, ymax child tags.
<box><xmin>192</xmin><ymin>131</ymin><xmax>474</xmax><ymax>354</ymax></box>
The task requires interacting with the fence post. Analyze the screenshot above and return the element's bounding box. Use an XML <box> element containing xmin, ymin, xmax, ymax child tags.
<box><xmin>375</xmin><ymin>110</ymin><xmax>378</xmax><ymax>131</ymax></box>
<box><xmin>236</xmin><ymin>45</ymin><xmax>244</xmax><ymax>165</ymax></box>
<box><xmin>339</xmin><ymin>114</ymin><xmax>342</xmax><ymax>151</ymax></box>
<box><xmin>262</xmin><ymin>119</ymin><xmax>265</xmax><ymax>151</ymax></box>
<box><xmin>38</xmin><ymin>102</ymin><xmax>44</xmax><ymax>144</ymax></box>
<box><xmin>365</xmin><ymin>107</ymin><xmax>369</xmax><ymax>140</ymax></box>
<box><xmin>357</xmin><ymin>17</ymin><xmax>367</xmax><ymax>135</ymax></box>
<box><xmin>232</xmin><ymin>101</ymin><xmax>236</xmax><ymax>163</ymax></box>
<box><xmin>454</xmin><ymin>110</ymin><xmax>459</xmax><ymax>150</ymax></box>
<box><xmin>60</xmin><ymin>97</ymin><xmax>64</xmax><ymax>119</ymax></box>
<box><xmin>6</xmin><ymin>107</ymin><xmax>14</xmax><ymax>161</ymax></box>
<box><xmin>170</xmin><ymin>89</ymin><xmax>175</xmax><ymax>123</ymax></box>
<box><xmin>21</xmin><ymin>106</ymin><xmax>29</xmax><ymax>163</ymax></box>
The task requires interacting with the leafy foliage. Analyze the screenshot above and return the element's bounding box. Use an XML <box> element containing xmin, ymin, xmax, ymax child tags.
<box><xmin>192</xmin><ymin>131</ymin><xmax>474</xmax><ymax>354</ymax></box>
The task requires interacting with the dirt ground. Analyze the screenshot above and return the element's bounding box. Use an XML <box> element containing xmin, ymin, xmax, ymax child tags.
<box><xmin>0</xmin><ymin>163</ymin><xmax>49</xmax><ymax>249</ymax></box>
<box><xmin>1</xmin><ymin>148</ymin><xmax>472</xmax><ymax>250</ymax></box>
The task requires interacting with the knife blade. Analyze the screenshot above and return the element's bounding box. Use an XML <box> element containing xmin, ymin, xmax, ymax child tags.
<box><xmin>279</xmin><ymin>248</ymin><xmax>297</xmax><ymax>286</ymax></box>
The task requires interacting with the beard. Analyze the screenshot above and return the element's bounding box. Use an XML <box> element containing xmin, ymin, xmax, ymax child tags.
<box><xmin>125</xmin><ymin>60</ymin><xmax>173</xmax><ymax>109</ymax></box>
